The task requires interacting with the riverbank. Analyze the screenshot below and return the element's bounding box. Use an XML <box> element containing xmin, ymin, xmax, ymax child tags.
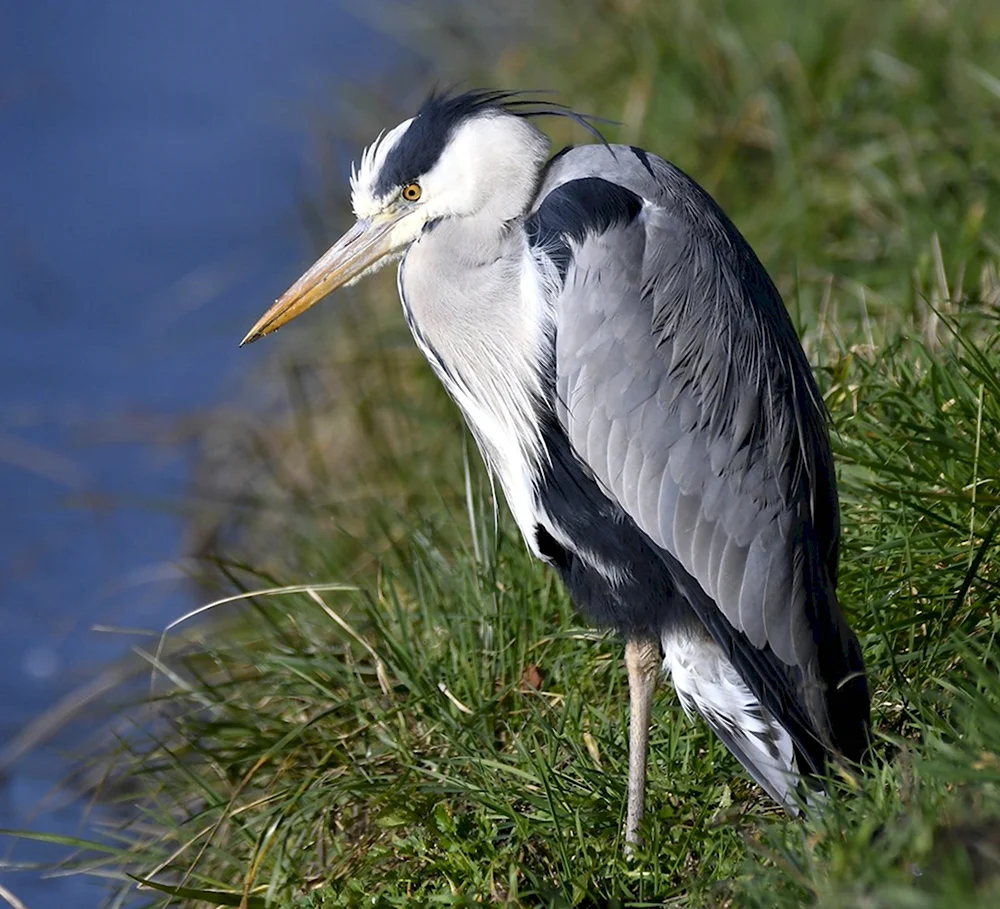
<box><xmin>33</xmin><ymin>1</ymin><xmax>1000</xmax><ymax>905</ymax></box>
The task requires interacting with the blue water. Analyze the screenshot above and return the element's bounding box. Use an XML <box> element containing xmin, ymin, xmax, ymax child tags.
<box><xmin>0</xmin><ymin>2</ymin><xmax>400</xmax><ymax>904</ymax></box>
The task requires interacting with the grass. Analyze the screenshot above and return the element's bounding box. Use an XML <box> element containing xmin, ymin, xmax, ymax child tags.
<box><xmin>60</xmin><ymin>318</ymin><xmax>1000</xmax><ymax>908</ymax></box>
<box><xmin>6</xmin><ymin>0</ymin><xmax>1000</xmax><ymax>905</ymax></box>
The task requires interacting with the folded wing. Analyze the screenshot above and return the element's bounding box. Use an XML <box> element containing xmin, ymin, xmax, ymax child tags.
<box><xmin>527</xmin><ymin>147</ymin><xmax>869</xmax><ymax>772</ymax></box>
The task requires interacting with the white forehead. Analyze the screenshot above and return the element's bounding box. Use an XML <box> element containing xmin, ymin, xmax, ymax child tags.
<box><xmin>348</xmin><ymin>112</ymin><xmax>548</xmax><ymax>222</ymax></box>
<box><xmin>349</xmin><ymin>117</ymin><xmax>413</xmax><ymax>219</ymax></box>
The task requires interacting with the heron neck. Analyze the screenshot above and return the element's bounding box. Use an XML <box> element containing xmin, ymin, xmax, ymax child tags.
<box><xmin>422</xmin><ymin>209</ymin><xmax>522</xmax><ymax>263</ymax></box>
<box><xmin>398</xmin><ymin>211</ymin><xmax>544</xmax><ymax>397</ymax></box>
<box><xmin>402</xmin><ymin>215</ymin><xmax>525</xmax><ymax>320</ymax></box>
<box><xmin>398</xmin><ymin>213</ymin><xmax>547</xmax><ymax>545</ymax></box>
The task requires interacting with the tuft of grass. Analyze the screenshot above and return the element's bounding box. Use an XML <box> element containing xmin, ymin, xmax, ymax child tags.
<box><xmin>23</xmin><ymin>301</ymin><xmax>1000</xmax><ymax>909</ymax></box>
<box><xmin>6</xmin><ymin>0</ymin><xmax>1000</xmax><ymax>906</ymax></box>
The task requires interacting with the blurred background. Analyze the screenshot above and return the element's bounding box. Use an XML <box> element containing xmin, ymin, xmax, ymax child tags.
<box><xmin>0</xmin><ymin>2</ymin><xmax>416</xmax><ymax>905</ymax></box>
<box><xmin>2</xmin><ymin>0</ymin><xmax>999</xmax><ymax>905</ymax></box>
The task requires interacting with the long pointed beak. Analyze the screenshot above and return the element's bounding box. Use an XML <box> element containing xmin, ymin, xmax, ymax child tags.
<box><xmin>240</xmin><ymin>213</ymin><xmax>403</xmax><ymax>346</ymax></box>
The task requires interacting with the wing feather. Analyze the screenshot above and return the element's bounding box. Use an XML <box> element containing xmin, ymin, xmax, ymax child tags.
<box><xmin>527</xmin><ymin>150</ymin><xmax>869</xmax><ymax>765</ymax></box>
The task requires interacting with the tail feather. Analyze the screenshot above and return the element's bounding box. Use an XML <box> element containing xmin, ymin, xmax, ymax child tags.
<box><xmin>663</xmin><ymin>630</ymin><xmax>802</xmax><ymax>810</ymax></box>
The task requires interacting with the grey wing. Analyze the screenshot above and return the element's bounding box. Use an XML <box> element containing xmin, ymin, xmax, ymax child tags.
<box><xmin>530</xmin><ymin>147</ymin><xmax>867</xmax><ymax>765</ymax></box>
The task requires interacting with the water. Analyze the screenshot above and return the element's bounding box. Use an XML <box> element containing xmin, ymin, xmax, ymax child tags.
<box><xmin>0</xmin><ymin>2</ymin><xmax>397</xmax><ymax>904</ymax></box>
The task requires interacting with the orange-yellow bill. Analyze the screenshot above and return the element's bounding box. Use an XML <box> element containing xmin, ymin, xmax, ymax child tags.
<box><xmin>240</xmin><ymin>213</ymin><xmax>402</xmax><ymax>346</ymax></box>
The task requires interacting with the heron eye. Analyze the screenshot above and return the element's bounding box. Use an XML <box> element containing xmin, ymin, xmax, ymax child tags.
<box><xmin>401</xmin><ymin>182</ymin><xmax>422</xmax><ymax>202</ymax></box>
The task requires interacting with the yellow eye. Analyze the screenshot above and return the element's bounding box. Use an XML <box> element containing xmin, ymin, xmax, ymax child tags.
<box><xmin>402</xmin><ymin>182</ymin><xmax>422</xmax><ymax>202</ymax></box>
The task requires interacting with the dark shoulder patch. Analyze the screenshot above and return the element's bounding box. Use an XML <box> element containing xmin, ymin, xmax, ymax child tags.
<box><xmin>525</xmin><ymin>177</ymin><xmax>644</xmax><ymax>280</ymax></box>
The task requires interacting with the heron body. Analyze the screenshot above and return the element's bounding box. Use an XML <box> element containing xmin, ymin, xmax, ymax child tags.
<box><xmin>243</xmin><ymin>90</ymin><xmax>871</xmax><ymax>845</ymax></box>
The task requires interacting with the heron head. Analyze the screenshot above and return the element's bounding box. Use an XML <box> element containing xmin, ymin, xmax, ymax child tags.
<box><xmin>241</xmin><ymin>90</ymin><xmax>555</xmax><ymax>346</ymax></box>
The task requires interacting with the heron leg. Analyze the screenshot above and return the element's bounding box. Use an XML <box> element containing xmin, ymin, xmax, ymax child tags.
<box><xmin>624</xmin><ymin>637</ymin><xmax>660</xmax><ymax>853</ymax></box>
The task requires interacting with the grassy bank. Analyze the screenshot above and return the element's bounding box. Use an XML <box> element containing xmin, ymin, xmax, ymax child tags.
<box><xmin>83</xmin><ymin>319</ymin><xmax>1000</xmax><ymax>909</ymax></box>
<box><xmin>14</xmin><ymin>0</ymin><xmax>1000</xmax><ymax>905</ymax></box>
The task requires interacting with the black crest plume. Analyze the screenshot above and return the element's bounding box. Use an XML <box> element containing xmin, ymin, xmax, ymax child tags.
<box><xmin>373</xmin><ymin>88</ymin><xmax>610</xmax><ymax>196</ymax></box>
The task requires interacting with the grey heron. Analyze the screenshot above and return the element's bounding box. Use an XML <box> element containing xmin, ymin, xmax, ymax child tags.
<box><xmin>242</xmin><ymin>89</ymin><xmax>870</xmax><ymax>848</ymax></box>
